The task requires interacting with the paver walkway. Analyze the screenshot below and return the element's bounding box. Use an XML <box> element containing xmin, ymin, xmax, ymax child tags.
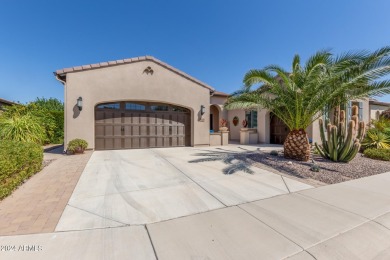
<box><xmin>0</xmin><ymin>149</ymin><xmax>92</xmax><ymax>236</ymax></box>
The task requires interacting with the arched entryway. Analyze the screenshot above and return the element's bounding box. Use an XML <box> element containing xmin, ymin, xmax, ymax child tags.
<box><xmin>95</xmin><ymin>101</ymin><xmax>191</xmax><ymax>150</ymax></box>
<box><xmin>210</xmin><ymin>105</ymin><xmax>220</xmax><ymax>132</ymax></box>
<box><xmin>270</xmin><ymin>113</ymin><xmax>289</xmax><ymax>144</ymax></box>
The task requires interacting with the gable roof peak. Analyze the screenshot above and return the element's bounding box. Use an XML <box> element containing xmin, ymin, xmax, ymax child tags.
<box><xmin>54</xmin><ymin>56</ymin><xmax>214</xmax><ymax>91</ymax></box>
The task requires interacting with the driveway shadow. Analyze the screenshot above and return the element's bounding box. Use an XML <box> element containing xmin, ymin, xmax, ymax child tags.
<box><xmin>189</xmin><ymin>147</ymin><xmax>261</xmax><ymax>175</ymax></box>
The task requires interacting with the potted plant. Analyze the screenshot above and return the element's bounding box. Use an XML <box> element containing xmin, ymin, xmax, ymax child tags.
<box><xmin>67</xmin><ymin>138</ymin><xmax>88</xmax><ymax>154</ymax></box>
<box><xmin>242</xmin><ymin>119</ymin><xmax>248</xmax><ymax>128</ymax></box>
<box><xmin>219</xmin><ymin>119</ymin><xmax>228</xmax><ymax>132</ymax></box>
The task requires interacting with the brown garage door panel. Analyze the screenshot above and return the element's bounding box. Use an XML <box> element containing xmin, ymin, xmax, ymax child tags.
<box><xmin>95</xmin><ymin>102</ymin><xmax>191</xmax><ymax>150</ymax></box>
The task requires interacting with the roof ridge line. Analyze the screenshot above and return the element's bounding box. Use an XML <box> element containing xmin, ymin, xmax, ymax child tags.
<box><xmin>55</xmin><ymin>56</ymin><xmax>214</xmax><ymax>91</ymax></box>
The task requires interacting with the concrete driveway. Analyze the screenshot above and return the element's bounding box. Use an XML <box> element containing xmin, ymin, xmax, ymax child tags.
<box><xmin>56</xmin><ymin>145</ymin><xmax>312</xmax><ymax>231</ymax></box>
<box><xmin>2</xmin><ymin>146</ymin><xmax>390</xmax><ymax>259</ymax></box>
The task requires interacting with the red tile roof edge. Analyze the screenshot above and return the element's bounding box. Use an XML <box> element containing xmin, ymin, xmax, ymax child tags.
<box><xmin>369</xmin><ymin>99</ymin><xmax>390</xmax><ymax>106</ymax></box>
<box><xmin>0</xmin><ymin>98</ymin><xmax>18</xmax><ymax>105</ymax></box>
<box><xmin>213</xmin><ymin>91</ymin><xmax>230</xmax><ymax>97</ymax></box>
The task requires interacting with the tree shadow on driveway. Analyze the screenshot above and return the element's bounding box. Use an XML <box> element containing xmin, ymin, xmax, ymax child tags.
<box><xmin>188</xmin><ymin>147</ymin><xmax>261</xmax><ymax>175</ymax></box>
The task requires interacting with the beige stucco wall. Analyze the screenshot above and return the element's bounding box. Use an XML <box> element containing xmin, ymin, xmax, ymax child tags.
<box><xmin>210</xmin><ymin>95</ymin><xmax>227</xmax><ymax>106</ymax></box>
<box><xmin>370</xmin><ymin>104</ymin><xmax>390</xmax><ymax>120</ymax></box>
<box><xmin>227</xmin><ymin>109</ymin><xmax>246</xmax><ymax>140</ymax></box>
<box><xmin>63</xmin><ymin>60</ymin><xmax>211</xmax><ymax>149</ymax></box>
<box><xmin>227</xmin><ymin>107</ymin><xmax>268</xmax><ymax>143</ymax></box>
<box><xmin>210</xmin><ymin>95</ymin><xmax>228</xmax><ymax>123</ymax></box>
<box><xmin>355</xmin><ymin>99</ymin><xmax>370</xmax><ymax>125</ymax></box>
<box><xmin>257</xmin><ymin>108</ymin><xmax>270</xmax><ymax>143</ymax></box>
<box><xmin>306</xmin><ymin>118</ymin><xmax>321</xmax><ymax>144</ymax></box>
<box><xmin>224</xmin><ymin>98</ymin><xmax>374</xmax><ymax>145</ymax></box>
<box><xmin>210</xmin><ymin>133</ymin><xmax>222</xmax><ymax>146</ymax></box>
<box><xmin>210</xmin><ymin>105</ymin><xmax>220</xmax><ymax>132</ymax></box>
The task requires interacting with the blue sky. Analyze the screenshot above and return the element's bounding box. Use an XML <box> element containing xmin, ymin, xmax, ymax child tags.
<box><xmin>1</xmin><ymin>0</ymin><xmax>390</xmax><ymax>103</ymax></box>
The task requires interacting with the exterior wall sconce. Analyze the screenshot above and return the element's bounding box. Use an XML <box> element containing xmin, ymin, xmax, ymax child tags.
<box><xmin>200</xmin><ymin>105</ymin><xmax>205</xmax><ymax>115</ymax></box>
<box><xmin>77</xmin><ymin>97</ymin><xmax>83</xmax><ymax>111</ymax></box>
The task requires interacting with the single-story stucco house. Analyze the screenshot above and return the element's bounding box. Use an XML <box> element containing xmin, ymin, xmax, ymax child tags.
<box><xmin>369</xmin><ymin>99</ymin><xmax>390</xmax><ymax>120</ymax></box>
<box><xmin>54</xmin><ymin>56</ymin><xmax>390</xmax><ymax>150</ymax></box>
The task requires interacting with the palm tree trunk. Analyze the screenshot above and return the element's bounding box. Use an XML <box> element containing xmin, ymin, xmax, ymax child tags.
<box><xmin>284</xmin><ymin>129</ymin><xmax>311</xmax><ymax>161</ymax></box>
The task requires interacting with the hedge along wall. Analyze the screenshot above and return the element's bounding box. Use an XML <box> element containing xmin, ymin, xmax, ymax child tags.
<box><xmin>0</xmin><ymin>140</ymin><xmax>43</xmax><ymax>200</ymax></box>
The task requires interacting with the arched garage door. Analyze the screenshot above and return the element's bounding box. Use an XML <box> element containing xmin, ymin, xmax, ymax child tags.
<box><xmin>95</xmin><ymin>102</ymin><xmax>191</xmax><ymax>150</ymax></box>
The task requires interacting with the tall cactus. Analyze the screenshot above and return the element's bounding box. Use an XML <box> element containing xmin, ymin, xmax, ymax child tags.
<box><xmin>315</xmin><ymin>105</ymin><xmax>366</xmax><ymax>162</ymax></box>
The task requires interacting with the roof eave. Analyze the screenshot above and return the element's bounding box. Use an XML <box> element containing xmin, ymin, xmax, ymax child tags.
<box><xmin>369</xmin><ymin>100</ymin><xmax>390</xmax><ymax>106</ymax></box>
<box><xmin>54</xmin><ymin>56</ymin><xmax>215</xmax><ymax>91</ymax></box>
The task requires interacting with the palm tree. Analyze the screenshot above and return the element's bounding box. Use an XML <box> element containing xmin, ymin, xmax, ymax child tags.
<box><xmin>225</xmin><ymin>47</ymin><xmax>390</xmax><ymax>161</ymax></box>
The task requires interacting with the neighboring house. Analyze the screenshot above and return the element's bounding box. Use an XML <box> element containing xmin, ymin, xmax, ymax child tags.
<box><xmin>369</xmin><ymin>99</ymin><xmax>390</xmax><ymax>120</ymax></box>
<box><xmin>54</xmin><ymin>56</ymin><xmax>389</xmax><ymax>150</ymax></box>
<box><xmin>0</xmin><ymin>98</ymin><xmax>16</xmax><ymax>111</ymax></box>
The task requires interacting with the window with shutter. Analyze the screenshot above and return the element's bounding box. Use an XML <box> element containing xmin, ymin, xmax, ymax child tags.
<box><xmin>358</xmin><ymin>102</ymin><xmax>363</xmax><ymax>121</ymax></box>
<box><xmin>245</xmin><ymin>110</ymin><xmax>258</xmax><ymax>128</ymax></box>
<box><xmin>347</xmin><ymin>101</ymin><xmax>352</xmax><ymax>120</ymax></box>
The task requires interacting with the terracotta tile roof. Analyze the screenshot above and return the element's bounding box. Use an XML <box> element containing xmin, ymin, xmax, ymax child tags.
<box><xmin>55</xmin><ymin>56</ymin><xmax>214</xmax><ymax>91</ymax></box>
<box><xmin>0</xmin><ymin>98</ymin><xmax>17</xmax><ymax>106</ymax></box>
<box><xmin>369</xmin><ymin>99</ymin><xmax>390</xmax><ymax>107</ymax></box>
<box><xmin>213</xmin><ymin>91</ymin><xmax>230</xmax><ymax>97</ymax></box>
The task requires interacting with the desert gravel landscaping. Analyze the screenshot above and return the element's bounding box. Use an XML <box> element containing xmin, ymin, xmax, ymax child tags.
<box><xmin>249</xmin><ymin>150</ymin><xmax>390</xmax><ymax>185</ymax></box>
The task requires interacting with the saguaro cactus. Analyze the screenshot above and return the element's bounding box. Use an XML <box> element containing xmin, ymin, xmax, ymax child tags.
<box><xmin>315</xmin><ymin>105</ymin><xmax>366</xmax><ymax>162</ymax></box>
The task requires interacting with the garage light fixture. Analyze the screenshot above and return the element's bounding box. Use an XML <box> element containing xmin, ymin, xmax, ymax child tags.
<box><xmin>77</xmin><ymin>97</ymin><xmax>83</xmax><ymax>111</ymax></box>
<box><xmin>201</xmin><ymin>105</ymin><xmax>205</xmax><ymax>115</ymax></box>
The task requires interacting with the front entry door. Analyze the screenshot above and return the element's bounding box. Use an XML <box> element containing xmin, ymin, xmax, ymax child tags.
<box><xmin>270</xmin><ymin>114</ymin><xmax>289</xmax><ymax>144</ymax></box>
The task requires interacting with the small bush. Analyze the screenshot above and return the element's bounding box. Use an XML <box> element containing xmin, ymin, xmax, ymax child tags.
<box><xmin>0</xmin><ymin>140</ymin><xmax>43</xmax><ymax>200</ymax></box>
<box><xmin>1</xmin><ymin>100</ymin><xmax>64</xmax><ymax>145</ymax></box>
<box><xmin>362</xmin><ymin>129</ymin><xmax>390</xmax><ymax>149</ymax></box>
<box><xmin>0</xmin><ymin>113</ymin><xmax>46</xmax><ymax>144</ymax></box>
<box><xmin>270</xmin><ymin>150</ymin><xmax>279</xmax><ymax>156</ymax></box>
<box><xmin>363</xmin><ymin>148</ymin><xmax>390</xmax><ymax>161</ymax></box>
<box><xmin>67</xmin><ymin>139</ymin><xmax>88</xmax><ymax>153</ymax></box>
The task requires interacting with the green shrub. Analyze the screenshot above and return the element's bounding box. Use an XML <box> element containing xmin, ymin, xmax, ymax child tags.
<box><xmin>362</xmin><ymin>129</ymin><xmax>390</xmax><ymax>149</ymax></box>
<box><xmin>364</xmin><ymin>148</ymin><xmax>390</xmax><ymax>161</ymax></box>
<box><xmin>0</xmin><ymin>140</ymin><xmax>43</xmax><ymax>200</ymax></box>
<box><xmin>67</xmin><ymin>139</ymin><xmax>88</xmax><ymax>153</ymax></box>
<box><xmin>32</xmin><ymin>97</ymin><xmax>64</xmax><ymax>111</ymax></box>
<box><xmin>49</xmin><ymin>110</ymin><xmax>64</xmax><ymax>144</ymax></box>
<box><xmin>270</xmin><ymin>150</ymin><xmax>279</xmax><ymax>156</ymax></box>
<box><xmin>0</xmin><ymin>101</ymin><xmax>64</xmax><ymax>144</ymax></box>
<box><xmin>31</xmin><ymin>98</ymin><xmax>64</xmax><ymax>144</ymax></box>
<box><xmin>0</xmin><ymin>113</ymin><xmax>46</xmax><ymax>143</ymax></box>
<box><xmin>369</xmin><ymin>118</ymin><xmax>390</xmax><ymax>132</ymax></box>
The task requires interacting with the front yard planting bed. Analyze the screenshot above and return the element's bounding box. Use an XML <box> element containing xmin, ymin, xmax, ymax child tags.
<box><xmin>0</xmin><ymin>140</ymin><xmax>43</xmax><ymax>200</ymax></box>
<box><xmin>248</xmin><ymin>151</ymin><xmax>390</xmax><ymax>185</ymax></box>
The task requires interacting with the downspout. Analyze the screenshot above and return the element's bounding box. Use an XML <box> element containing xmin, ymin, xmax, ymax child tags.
<box><xmin>54</xmin><ymin>74</ymin><xmax>67</xmax><ymax>152</ymax></box>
